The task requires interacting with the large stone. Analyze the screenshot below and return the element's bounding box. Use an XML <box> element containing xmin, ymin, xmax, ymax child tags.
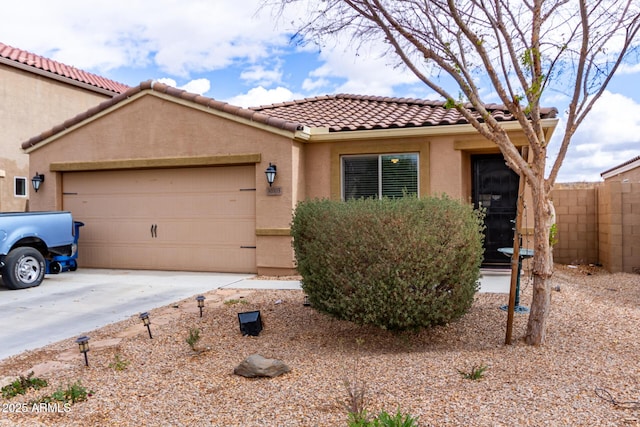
<box><xmin>233</xmin><ymin>354</ymin><xmax>291</xmax><ymax>378</ymax></box>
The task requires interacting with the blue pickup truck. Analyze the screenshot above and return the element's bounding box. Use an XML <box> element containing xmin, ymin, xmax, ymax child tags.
<box><xmin>0</xmin><ymin>211</ymin><xmax>81</xmax><ymax>290</ymax></box>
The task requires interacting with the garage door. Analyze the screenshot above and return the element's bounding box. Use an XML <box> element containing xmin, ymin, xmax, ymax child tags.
<box><xmin>62</xmin><ymin>166</ymin><xmax>256</xmax><ymax>273</ymax></box>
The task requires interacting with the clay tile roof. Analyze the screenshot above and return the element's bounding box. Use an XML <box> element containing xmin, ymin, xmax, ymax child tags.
<box><xmin>21</xmin><ymin>84</ymin><xmax>559</xmax><ymax>151</ymax></box>
<box><xmin>21</xmin><ymin>80</ymin><xmax>305</xmax><ymax>150</ymax></box>
<box><xmin>600</xmin><ymin>155</ymin><xmax>640</xmax><ymax>176</ymax></box>
<box><xmin>0</xmin><ymin>42</ymin><xmax>129</xmax><ymax>94</ymax></box>
<box><xmin>250</xmin><ymin>94</ymin><xmax>558</xmax><ymax>131</ymax></box>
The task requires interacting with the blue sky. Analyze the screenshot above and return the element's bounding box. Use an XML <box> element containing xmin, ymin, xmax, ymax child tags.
<box><xmin>2</xmin><ymin>0</ymin><xmax>639</xmax><ymax>182</ymax></box>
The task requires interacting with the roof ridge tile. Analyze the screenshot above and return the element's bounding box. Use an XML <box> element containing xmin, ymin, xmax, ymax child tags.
<box><xmin>0</xmin><ymin>41</ymin><xmax>129</xmax><ymax>94</ymax></box>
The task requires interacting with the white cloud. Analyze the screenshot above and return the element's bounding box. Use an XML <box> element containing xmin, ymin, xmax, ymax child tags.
<box><xmin>0</xmin><ymin>0</ymin><xmax>294</xmax><ymax>77</ymax></box>
<box><xmin>302</xmin><ymin>77</ymin><xmax>331</xmax><ymax>91</ymax></box>
<box><xmin>225</xmin><ymin>86</ymin><xmax>301</xmax><ymax>108</ymax></box>
<box><xmin>549</xmin><ymin>90</ymin><xmax>640</xmax><ymax>182</ymax></box>
<box><xmin>155</xmin><ymin>78</ymin><xmax>211</xmax><ymax>96</ymax></box>
<box><xmin>240</xmin><ymin>65</ymin><xmax>283</xmax><ymax>86</ymax></box>
<box><xmin>617</xmin><ymin>62</ymin><xmax>640</xmax><ymax>75</ymax></box>
<box><xmin>306</xmin><ymin>38</ymin><xmax>421</xmax><ymax>96</ymax></box>
<box><xmin>181</xmin><ymin>78</ymin><xmax>211</xmax><ymax>95</ymax></box>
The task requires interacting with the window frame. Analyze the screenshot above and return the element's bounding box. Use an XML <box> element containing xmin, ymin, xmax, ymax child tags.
<box><xmin>341</xmin><ymin>152</ymin><xmax>419</xmax><ymax>201</ymax></box>
<box><xmin>14</xmin><ymin>176</ymin><xmax>28</xmax><ymax>198</ymax></box>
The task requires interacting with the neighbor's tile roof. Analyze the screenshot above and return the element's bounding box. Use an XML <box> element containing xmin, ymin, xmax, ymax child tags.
<box><xmin>251</xmin><ymin>94</ymin><xmax>558</xmax><ymax>132</ymax></box>
<box><xmin>21</xmin><ymin>81</ymin><xmax>558</xmax><ymax>150</ymax></box>
<box><xmin>0</xmin><ymin>42</ymin><xmax>129</xmax><ymax>94</ymax></box>
<box><xmin>600</xmin><ymin>155</ymin><xmax>640</xmax><ymax>176</ymax></box>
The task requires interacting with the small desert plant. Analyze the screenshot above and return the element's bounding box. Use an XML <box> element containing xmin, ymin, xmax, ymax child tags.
<box><xmin>458</xmin><ymin>364</ymin><xmax>488</xmax><ymax>380</ymax></box>
<box><xmin>186</xmin><ymin>327</ymin><xmax>201</xmax><ymax>351</ymax></box>
<box><xmin>108</xmin><ymin>354</ymin><xmax>129</xmax><ymax>371</ymax></box>
<box><xmin>34</xmin><ymin>381</ymin><xmax>92</xmax><ymax>405</ymax></box>
<box><xmin>342</xmin><ymin>338</ymin><xmax>370</xmax><ymax>424</ymax></box>
<box><xmin>344</xmin><ymin>378</ymin><xmax>369</xmax><ymax>425</ymax></box>
<box><xmin>373</xmin><ymin>409</ymin><xmax>419</xmax><ymax>427</ymax></box>
<box><xmin>348</xmin><ymin>408</ymin><xmax>419</xmax><ymax>427</ymax></box>
<box><xmin>1</xmin><ymin>372</ymin><xmax>48</xmax><ymax>398</ymax></box>
<box><xmin>224</xmin><ymin>299</ymin><xmax>247</xmax><ymax>306</ymax></box>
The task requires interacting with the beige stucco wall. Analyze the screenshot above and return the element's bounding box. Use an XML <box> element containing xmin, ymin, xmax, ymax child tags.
<box><xmin>0</xmin><ymin>64</ymin><xmax>112</xmax><ymax>212</ymax></box>
<box><xmin>27</xmin><ymin>93</ymin><xmax>299</xmax><ymax>274</ymax></box>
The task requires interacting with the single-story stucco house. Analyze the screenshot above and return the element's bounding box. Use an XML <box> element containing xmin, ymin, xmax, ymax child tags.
<box><xmin>23</xmin><ymin>81</ymin><xmax>558</xmax><ymax>275</ymax></box>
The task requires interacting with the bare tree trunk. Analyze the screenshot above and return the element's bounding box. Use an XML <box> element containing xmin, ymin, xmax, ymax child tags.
<box><xmin>525</xmin><ymin>182</ymin><xmax>555</xmax><ymax>345</ymax></box>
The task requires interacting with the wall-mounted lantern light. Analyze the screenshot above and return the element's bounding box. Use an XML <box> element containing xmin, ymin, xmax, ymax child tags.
<box><xmin>31</xmin><ymin>173</ymin><xmax>45</xmax><ymax>192</ymax></box>
<box><xmin>75</xmin><ymin>335</ymin><xmax>90</xmax><ymax>367</ymax></box>
<box><xmin>140</xmin><ymin>312</ymin><xmax>153</xmax><ymax>339</ymax></box>
<box><xmin>196</xmin><ymin>295</ymin><xmax>205</xmax><ymax>317</ymax></box>
<box><xmin>265</xmin><ymin>163</ymin><xmax>277</xmax><ymax>187</ymax></box>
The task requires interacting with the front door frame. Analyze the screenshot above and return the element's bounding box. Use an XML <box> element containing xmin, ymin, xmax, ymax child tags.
<box><xmin>471</xmin><ymin>154</ymin><xmax>520</xmax><ymax>266</ymax></box>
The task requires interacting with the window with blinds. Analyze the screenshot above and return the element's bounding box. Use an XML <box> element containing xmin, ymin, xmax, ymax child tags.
<box><xmin>342</xmin><ymin>153</ymin><xmax>418</xmax><ymax>200</ymax></box>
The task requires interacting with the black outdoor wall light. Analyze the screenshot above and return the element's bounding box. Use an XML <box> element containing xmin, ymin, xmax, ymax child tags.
<box><xmin>75</xmin><ymin>336</ymin><xmax>90</xmax><ymax>367</ymax></box>
<box><xmin>31</xmin><ymin>172</ymin><xmax>45</xmax><ymax>192</ymax></box>
<box><xmin>265</xmin><ymin>163</ymin><xmax>277</xmax><ymax>186</ymax></box>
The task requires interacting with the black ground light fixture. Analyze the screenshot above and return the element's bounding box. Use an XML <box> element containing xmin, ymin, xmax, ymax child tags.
<box><xmin>196</xmin><ymin>295</ymin><xmax>205</xmax><ymax>317</ymax></box>
<box><xmin>140</xmin><ymin>312</ymin><xmax>153</xmax><ymax>339</ymax></box>
<box><xmin>238</xmin><ymin>310</ymin><xmax>263</xmax><ymax>336</ymax></box>
<box><xmin>31</xmin><ymin>172</ymin><xmax>45</xmax><ymax>192</ymax></box>
<box><xmin>265</xmin><ymin>163</ymin><xmax>277</xmax><ymax>186</ymax></box>
<box><xmin>75</xmin><ymin>336</ymin><xmax>90</xmax><ymax>367</ymax></box>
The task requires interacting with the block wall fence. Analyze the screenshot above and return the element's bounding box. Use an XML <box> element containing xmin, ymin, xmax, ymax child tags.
<box><xmin>551</xmin><ymin>181</ymin><xmax>640</xmax><ymax>273</ymax></box>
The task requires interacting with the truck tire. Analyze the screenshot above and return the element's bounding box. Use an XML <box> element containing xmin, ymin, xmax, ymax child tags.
<box><xmin>1</xmin><ymin>247</ymin><xmax>46</xmax><ymax>290</ymax></box>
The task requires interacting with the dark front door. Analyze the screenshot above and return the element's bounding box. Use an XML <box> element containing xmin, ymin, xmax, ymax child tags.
<box><xmin>472</xmin><ymin>154</ymin><xmax>520</xmax><ymax>266</ymax></box>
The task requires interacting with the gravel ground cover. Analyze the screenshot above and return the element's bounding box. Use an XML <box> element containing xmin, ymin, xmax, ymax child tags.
<box><xmin>0</xmin><ymin>264</ymin><xmax>638</xmax><ymax>426</ymax></box>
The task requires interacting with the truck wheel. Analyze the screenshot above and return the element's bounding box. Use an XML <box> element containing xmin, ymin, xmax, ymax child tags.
<box><xmin>1</xmin><ymin>247</ymin><xmax>46</xmax><ymax>290</ymax></box>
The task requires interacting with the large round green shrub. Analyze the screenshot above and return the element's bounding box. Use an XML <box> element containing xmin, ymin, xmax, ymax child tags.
<box><xmin>291</xmin><ymin>195</ymin><xmax>485</xmax><ymax>331</ymax></box>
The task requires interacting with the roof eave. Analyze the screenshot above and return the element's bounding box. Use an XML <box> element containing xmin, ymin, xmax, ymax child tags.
<box><xmin>0</xmin><ymin>56</ymin><xmax>121</xmax><ymax>97</ymax></box>
<box><xmin>299</xmin><ymin>118</ymin><xmax>559</xmax><ymax>142</ymax></box>
<box><xmin>601</xmin><ymin>156</ymin><xmax>640</xmax><ymax>179</ymax></box>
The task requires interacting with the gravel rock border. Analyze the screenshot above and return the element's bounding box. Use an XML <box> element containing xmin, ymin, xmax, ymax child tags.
<box><xmin>1</xmin><ymin>265</ymin><xmax>638</xmax><ymax>426</ymax></box>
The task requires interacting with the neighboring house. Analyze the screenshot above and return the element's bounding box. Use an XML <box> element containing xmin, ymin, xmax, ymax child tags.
<box><xmin>0</xmin><ymin>42</ymin><xmax>128</xmax><ymax>212</ymax></box>
<box><xmin>23</xmin><ymin>81</ymin><xmax>558</xmax><ymax>275</ymax></box>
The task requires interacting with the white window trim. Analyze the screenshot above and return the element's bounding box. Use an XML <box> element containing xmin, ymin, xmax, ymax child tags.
<box><xmin>14</xmin><ymin>176</ymin><xmax>28</xmax><ymax>198</ymax></box>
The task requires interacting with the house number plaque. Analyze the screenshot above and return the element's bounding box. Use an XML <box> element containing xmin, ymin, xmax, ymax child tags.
<box><xmin>267</xmin><ymin>186</ymin><xmax>282</xmax><ymax>196</ymax></box>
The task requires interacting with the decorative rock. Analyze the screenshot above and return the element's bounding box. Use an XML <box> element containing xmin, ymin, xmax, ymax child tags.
<box><xmin>234</xmin><ymin>354</ymin><xmax>291</xmax><ymax>378</ymax></box>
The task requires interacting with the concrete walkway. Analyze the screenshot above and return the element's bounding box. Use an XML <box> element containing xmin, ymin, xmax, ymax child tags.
<box><xmin>0</xmin><ymin>268</ymin><xmax>511</xmax><ymax>361</ymax></box>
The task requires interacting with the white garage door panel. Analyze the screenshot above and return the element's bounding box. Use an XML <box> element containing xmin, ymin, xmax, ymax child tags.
<box><xmin>63</xmin><ymin>166</ymin><xmax>256</xmax><ymax>273</ymax></box>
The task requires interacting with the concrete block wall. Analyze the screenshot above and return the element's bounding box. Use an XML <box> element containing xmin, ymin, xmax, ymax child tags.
<box><xmin>551</xmin><ymin>183</ymin><xmax>600</xmax><ymax>265</ymax></box>
<box><xmin>550</xmin><ymin>180</ymin><xmax>639</xmax><ymax>273</ymax></box>
<box><xmin>620</xmin><ymin>182</ymin><xmax>640</xmax><ymax>273</ymax></box>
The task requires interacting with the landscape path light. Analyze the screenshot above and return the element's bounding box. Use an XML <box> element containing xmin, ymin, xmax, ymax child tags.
<box><xmin>196</xmin><ymin>295</ymin><xmax>205</xmax><ymax>317</ymax></box>
<box><xmin>140</xmin><ymin>312</ymin><xmax>153</xmax><ymax>339</ymax></box>
<box><xmin>75</xmin><ymin>336</ymin><xmax>90</xmax><ymax>367</ymax></box>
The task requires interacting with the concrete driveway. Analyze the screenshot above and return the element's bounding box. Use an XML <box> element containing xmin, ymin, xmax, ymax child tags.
<box><xmin>0</xmin><ymin>269</ymin><xmax>300</xmax><ymax>361</ymax></box>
